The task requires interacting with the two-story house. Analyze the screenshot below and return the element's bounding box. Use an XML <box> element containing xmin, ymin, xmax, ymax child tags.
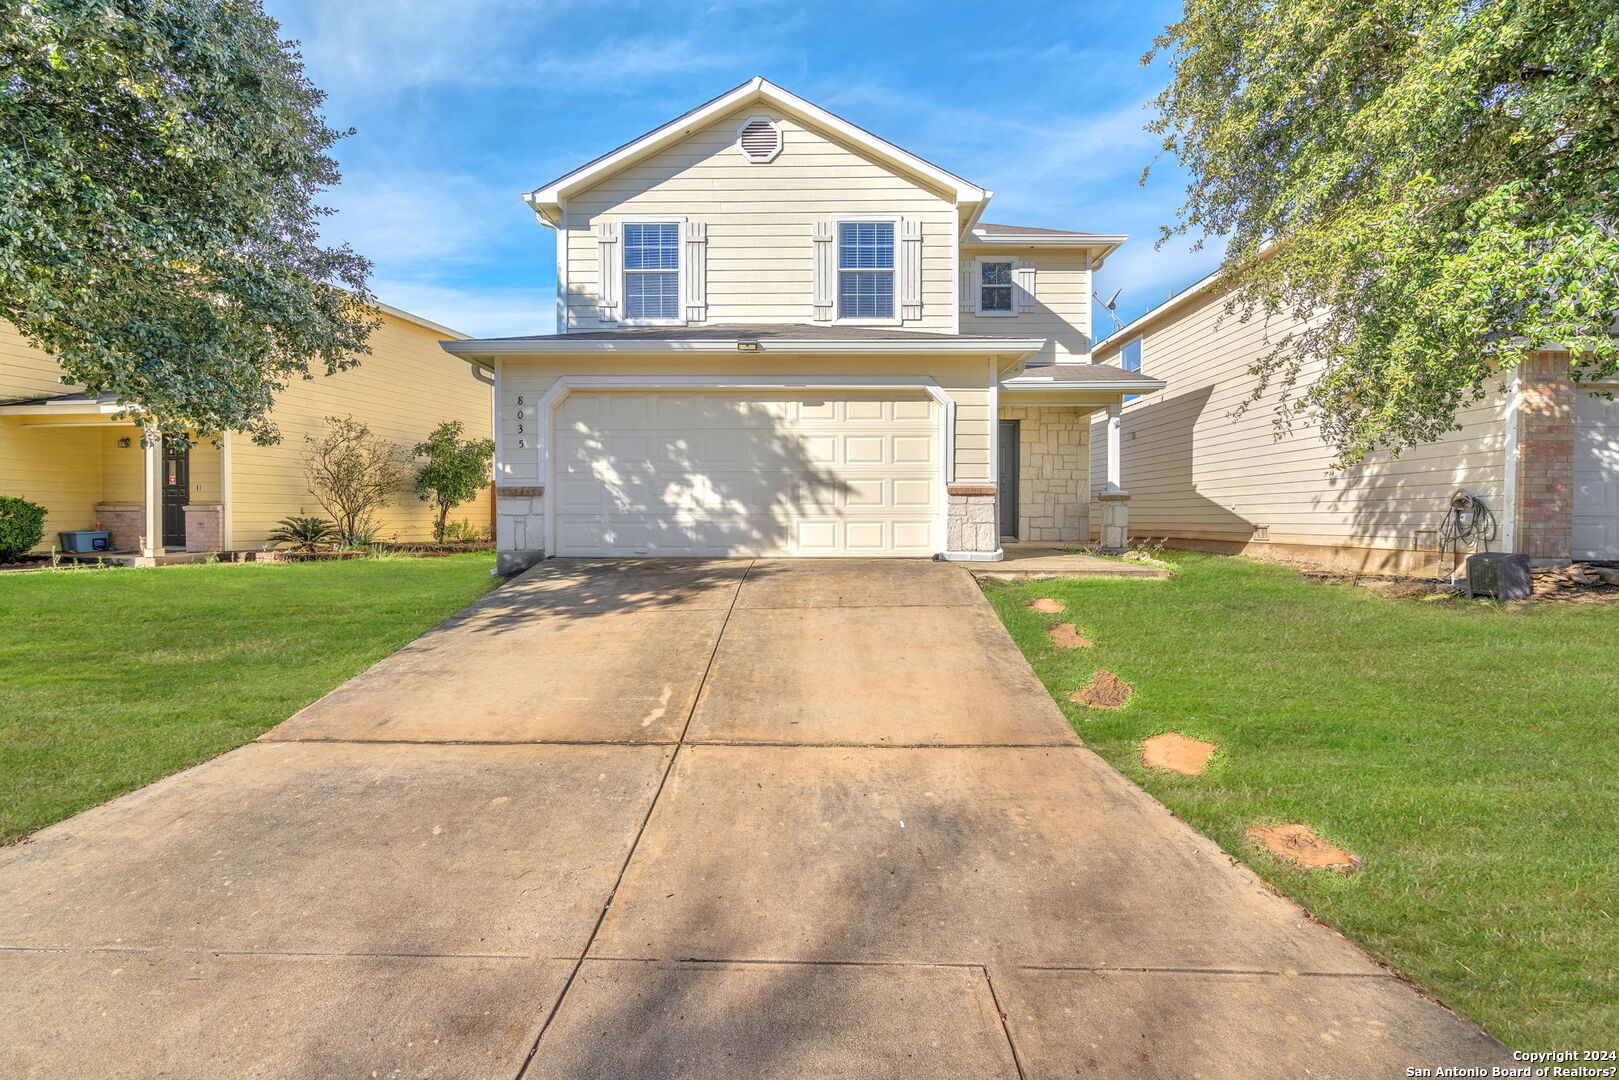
<box><xmin>443</xmin><ymin>78</ymin><xmax>1163</xmax><ymax>573</ymax></box>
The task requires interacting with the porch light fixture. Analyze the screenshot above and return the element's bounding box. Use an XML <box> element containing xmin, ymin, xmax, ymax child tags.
<box><xmin>117</xmin><ymin>437</ymin><xmax>132</xmax><ymax>448</ymax></box>
<box><xmin>736</xmin><ymin>340</ymin><xmax>760</xmax><ymax>352</ymax></box>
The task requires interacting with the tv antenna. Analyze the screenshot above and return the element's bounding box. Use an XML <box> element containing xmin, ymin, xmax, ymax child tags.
<box><xmin>1093</xmin><ymin>288</ymin><xmax>1124</xmax><ymax>331</ymax></box>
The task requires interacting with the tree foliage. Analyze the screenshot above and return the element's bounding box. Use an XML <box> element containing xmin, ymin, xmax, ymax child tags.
<box><xmin>1147</xmin><ymin>0</ymin><xmax>1619</xmax><ymax>464</ymax></box>
<box><xmin>413</xmin><ymin>420</ymin><xmax>494</xmax><ymax>542</ymax></box>
<box><xmin>0</xmin><ymin>0</ymin><xmax>376</xmax><ymax>443</ymax></box>
<box><xmin>302</xmin><ymin>416</ymin><xmax>410</xmax><ymax>543</ymax></box>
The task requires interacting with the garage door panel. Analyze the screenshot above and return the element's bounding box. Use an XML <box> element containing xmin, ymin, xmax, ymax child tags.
<box><xmin>554</xmin><ymin>391</ymin><xmax>942</xmax><ymax>557</ymax></box>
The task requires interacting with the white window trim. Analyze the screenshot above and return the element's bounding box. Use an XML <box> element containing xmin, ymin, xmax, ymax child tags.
<box><xmin>736</xmin><ymin>114</ymin><xmax>784</xmax><ymax>163</ymax></box>
<box><xmin>832</xmin><ymin>214</ymin><xmax>902</xmax><ymax>326</ymax></box>
<box><xmin>972</xmin><ymin>256</ymin><xmax>1019</xmax><ymax>318</ymax></box>
<box><xmin>618</xmin><ymin>215</ymin><xmax>686</xmax><ymax>326</ymax></box>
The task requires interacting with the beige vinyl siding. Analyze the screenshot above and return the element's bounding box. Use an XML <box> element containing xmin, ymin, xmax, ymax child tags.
<box><xmin>498</xmin><ymin>354</ymin><xmax>996</xmax><ymax>489</ymax></box>
<box><xmin>960</xmin><ymin>248</ymin><xmax>1091</xmax><ymax>364</ymax></box>
<box><xmin>1091</xmin><ymin>288</ymin><xmax>1509</xmax><ymax>555</ymax></box>
<box><xmin>562</xmin><ymin>109</ymin><xmax>959</xmax><ymax>330</ymax></box>
<box><xmin>230</xmin><ymin>311</ymin><xmax>493</xmax><ymax>545</ymax></box>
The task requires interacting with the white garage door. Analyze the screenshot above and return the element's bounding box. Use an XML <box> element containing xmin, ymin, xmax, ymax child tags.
<box><xmin>1573</xmin><ymin>390</ymin><xmax>1619</xmax><ymax>560</ymax></box>
<box><xmin>552</xmin><ymin>390</ymin><xmax>941</xmax><ymax>557</ymax></box>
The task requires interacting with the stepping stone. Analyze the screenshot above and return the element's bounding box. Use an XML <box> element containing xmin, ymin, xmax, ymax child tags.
<box><xmin>1047</xmin><ymin>623</ymin><xmax>1093</xmax><ymax>649</ymax></box>
<box><xmin>1141</xmin><ymin>733</ymin><xmax>1217</xmax><ymax>776</ymax></box>
<box><xmin>1246</xmin><ymin>824</ymin><xmax>1361</xmax><ymax>871</ymax></box>
<box><xmin>1068</xmin><ymin>670</ymin><xmax>1132</xmax><ymax>709</ymax></box>
<box><xmin>1029</xmin><ymin>598</ymin><xmax>1067</xmax><ymax>613</ymax></box>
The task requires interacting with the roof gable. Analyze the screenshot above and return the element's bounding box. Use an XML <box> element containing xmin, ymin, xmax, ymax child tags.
<box><xmin>525</xmin><ymin>77</ymin><xmax>989</xmax><ymax>225</ymax></box>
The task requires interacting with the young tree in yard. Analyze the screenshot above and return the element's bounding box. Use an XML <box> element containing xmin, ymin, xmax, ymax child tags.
<box><xmin>413</xmin><ymin>421</ymin><xmax>495</xmax><ymax>542</ymax></box>
<box><xmin>1147</xmin><ymin>0</ymin><xmax>1619</xmax><ymax>465</ymax></box>
<box><xmin>302</xmin><ymin>416</ymin><xmax>411</xmax><ymax>543</ymax></box>
<box><xmin>0</xmin><ymin>0</ymin><xmax>376</xmax><ymax>444</ymax></box>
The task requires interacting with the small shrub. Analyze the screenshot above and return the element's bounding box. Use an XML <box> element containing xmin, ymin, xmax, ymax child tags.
<box><xmin>414</xmin><ymin>421</ymin><xmax>494</xmax><ymax>541</ymax></box>
<box><xmin>266</xmin><ymin>515</ymin><xmax>338</xmax><ymax>553</ymax></box>
<box><xmin>441</xmin><ymin>519</ymin><xmax>489</xmax><ymax>543</ymax></box>
<box><xmin>0</xmin><ymin>496</ymin><xmax>47</xmax><ymax>562</ymax></box>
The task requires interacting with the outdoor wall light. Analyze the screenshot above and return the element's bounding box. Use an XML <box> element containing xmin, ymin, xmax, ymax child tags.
<box><xmin>117</xmin><ymin>437</ymin><xmax>132</xmax><ymax>448</ymax></box>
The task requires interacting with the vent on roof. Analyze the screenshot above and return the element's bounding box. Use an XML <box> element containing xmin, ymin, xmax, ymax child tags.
<box><xmin>737</xmin><ymin>116</ymin><xmax>783</xmax><ymax>163</ymax></box>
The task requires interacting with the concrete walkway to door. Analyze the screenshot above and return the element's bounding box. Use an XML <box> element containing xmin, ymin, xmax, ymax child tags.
<box><xmin>0</xmin><ymin>559</ymin><xmax>1507</xmax><ymax>1078</ymax></box>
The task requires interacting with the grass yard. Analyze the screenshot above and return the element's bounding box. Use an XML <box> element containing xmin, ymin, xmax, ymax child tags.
<box><xmin>987</xmin><ymin>552</ymin><xmax>1619</xmax><ymax>1050</ymax></box>
<box><xmin>0</xmin><ymin>554</ymin><xmax>497</xmax><ymax>844</ymax></box>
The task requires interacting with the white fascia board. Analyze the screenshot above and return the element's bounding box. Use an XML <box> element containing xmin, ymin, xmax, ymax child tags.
<box><xmin>0</xmin><ymin>401</ymin><xmax>125</xmax><ymax>416</ymax></box>
<box><xmin>525</xmin><ymin>77</ymin><xmax>988</xmax><ymax>218</ymax></box>
<box><xmin>441</xmin><ymin>337</ymin><xmax>1045</xmax><ymax>360</ymax></box>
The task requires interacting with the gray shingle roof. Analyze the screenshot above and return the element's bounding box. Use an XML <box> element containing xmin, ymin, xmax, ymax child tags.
<box><xmin>1007</xmin><ymin>363</ymin><xmax>1149</xmax><ymax>383</ymax></box>
<box><xmin>975</xmin><ymin>223</ymin><xmax>1111</xmax><ymax>238</ymax></box>
<box><xmin>0</xmin><ymin>390</ymin><xmax>121</xmax><ymax>407</ymax></box>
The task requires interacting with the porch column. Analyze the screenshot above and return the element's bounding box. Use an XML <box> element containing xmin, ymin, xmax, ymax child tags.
<box><xmin>141</xmin><ymin>430</ymin><xmax>163</xmax><ymax>558</ymax></box>
<box><xmin>1098</xmin><ymin>403</ymin><xmax>1131</xmax><ymax>552</ymax></box>
<box><xmin>219</xmin><ymin>431</ymin><xmax>234</xmax><ymax>551</ymax></box>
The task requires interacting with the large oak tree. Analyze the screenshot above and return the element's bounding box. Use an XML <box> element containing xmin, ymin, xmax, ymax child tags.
<box><xmin>0</xmin><ymin>0</ymin><xmax>374</xmax><ymax>443</ymax></box>
<box><xmin>1148</xmin><ymin>0</ymin><xmax>1618</xmax><ymax>464</ymax></box>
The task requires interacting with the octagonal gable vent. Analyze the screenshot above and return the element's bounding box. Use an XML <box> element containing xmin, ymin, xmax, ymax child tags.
<box><xmin>737</xmin><ymin>116</ymin><xmax>783</xmax><ymax>163</ymax></box>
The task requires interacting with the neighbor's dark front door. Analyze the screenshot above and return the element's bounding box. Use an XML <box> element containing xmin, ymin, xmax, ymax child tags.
<box><xmin>997</xmin><ymin>419</ymin><xmax>1020</xmax><ymax>539</ymax></box>
<box><xmin>162</xmin><ymin>437</ymin><xmax>189</xmax><ymax>549</ymax></box>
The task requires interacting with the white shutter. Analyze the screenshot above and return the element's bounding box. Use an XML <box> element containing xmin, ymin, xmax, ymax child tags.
<box><xmin>684</xmin><ymin>221</ymin><xmax>707</xmax><ymax>322</ymax></box>
<box><xmin>1015</xmin><ymin>259</ymin><xmax>1037</xmax><ymax>313</ymax></box>
<box><xmin>595</xmin><ymin>221</ymin><xmax>621</xmax><ymax>322</ymax></box>
<box><xmin>812</xmin><ymin>220</ymin><xmax>835</xmax><ymax>322</ymax></box>
<box><xmin>959</xmin><ymin>264</ymin><xmax>976</xmax><ymax>313</ymax></box>
<box><xmin>900</xmin><ymin>218</ymin><xmax>923</xmax><ymax>321</ymax></box>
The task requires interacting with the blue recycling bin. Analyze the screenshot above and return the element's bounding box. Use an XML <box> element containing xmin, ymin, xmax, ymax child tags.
<box><xmin>59</xmin><ymin>530</ymin><xmax>111</xmax><ymax>553</ymax></box>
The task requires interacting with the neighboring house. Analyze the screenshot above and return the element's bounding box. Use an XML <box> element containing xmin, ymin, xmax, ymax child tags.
<box><xmin>442</xmin><ymin>77</ymin><xmax>1163</xmax><ymax>573</ymax></box>
<box><xmin>0</xmin><ymin>303</ymin><xmax>495</xmax><ymax>561</ymax></box>
<box><xmin>1090</xmin><ymin>267</ymin><xmax>1617</xmax><ymax>572</ymax></box>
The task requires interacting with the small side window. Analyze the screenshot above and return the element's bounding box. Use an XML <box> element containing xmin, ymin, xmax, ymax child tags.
<box><xmin>1120</xmin><ymin>338</ymin><xmax>1142</xmax><ymax>402</ymax></box>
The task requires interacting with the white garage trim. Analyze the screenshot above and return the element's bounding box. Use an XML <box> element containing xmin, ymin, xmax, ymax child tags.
<box><xmin>535</xmin><ymin>375</ymin><xmax>958</xmax><ymax>558</ymax></box>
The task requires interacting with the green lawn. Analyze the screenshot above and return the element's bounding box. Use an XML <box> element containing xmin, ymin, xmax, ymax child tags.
<box><xmin>986</xmin><ymin>552</ymin><xmax>1618</xmax><ymax>1050</ymax></box>
<box><xmin>0</xmin><ymin>554</ymin><xmax>496</xmax><ymax>844</ymax></box>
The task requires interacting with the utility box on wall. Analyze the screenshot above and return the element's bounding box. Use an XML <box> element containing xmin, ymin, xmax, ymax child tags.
<box><xmin>1466</xmin><ymin>552</ymin><xmax>1532</xmax><ymax>600</ymax></box>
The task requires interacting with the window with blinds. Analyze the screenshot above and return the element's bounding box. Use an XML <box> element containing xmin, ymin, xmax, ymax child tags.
<box><xmin>623</xmin><ymin>222</ymin><xmax>680</xmax><ymax>320</ymax></box>
<box><xmin>837</xmin><ymin>221</ymin><xmax>894</xmax><ymax>320</ymax></box>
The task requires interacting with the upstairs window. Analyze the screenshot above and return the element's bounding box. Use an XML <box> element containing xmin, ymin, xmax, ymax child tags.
<box><xmin>979</xmin><ymin>260</ymin><xmax>1015</xmax><ymax>313</ymax></box>
<box><xmin>623</xmin><ymin>222</ymin><xmax>680</xmax><ymax>321</ymax></box>
<box><xmin>838</xmin><ymin>221</ymin><xmax>894</xmax><ymax>320</ymax></box>
<box><xmin>1120</xmin><ymin>338</ymin><xmax>1142</xmax><ymax>402</ymax></box>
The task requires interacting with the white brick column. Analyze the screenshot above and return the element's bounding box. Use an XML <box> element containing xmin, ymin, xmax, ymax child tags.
<box><xmin>495</xmin><ymin>485</ymin><xmax>547</xmax><ymax>574</ymax></box>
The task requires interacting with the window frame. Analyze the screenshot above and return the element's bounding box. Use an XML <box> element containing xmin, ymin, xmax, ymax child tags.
<box><xmin>619</xmin><ymin>216</ymin><xmax>685</xmax><ymax>326</ymax></box>
<box><xmin>833</xmin><ymin>215</ymin><xmax>901</xmax><ymax>325</ymax></box>
<box><xmin>973</xmin><ymin>256</ymin><xmax>1018</xmax><ymax>317</ymax></box>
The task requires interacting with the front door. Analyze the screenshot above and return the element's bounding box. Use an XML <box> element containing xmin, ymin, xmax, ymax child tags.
<box><xmin>162</xmin><ymin>437</ymin><xmax>189</xmax><ymax>549</ymax></box>
<box><xmin>997</xmin><ymin>419</ymin><xmax>1020</xmax><ymax>539</ymax></box>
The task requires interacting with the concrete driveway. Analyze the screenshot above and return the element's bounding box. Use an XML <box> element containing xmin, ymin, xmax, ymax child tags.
<box><xmin>0</xmin><ymin>558</ymin><xmax>1507</xmax><ymax>1078</ymax></box>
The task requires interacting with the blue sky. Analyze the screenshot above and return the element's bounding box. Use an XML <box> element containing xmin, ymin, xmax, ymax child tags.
<box><xmin>263</xmin><ymin>0</ymin><xmax>1216</xmax><ymax>340</ymax></box>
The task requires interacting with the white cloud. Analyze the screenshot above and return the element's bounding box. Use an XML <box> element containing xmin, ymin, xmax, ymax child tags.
<box><xmin>321</xmin><ymin>172</ymin><xmax>527</xmax><ymax>267</ymax></box>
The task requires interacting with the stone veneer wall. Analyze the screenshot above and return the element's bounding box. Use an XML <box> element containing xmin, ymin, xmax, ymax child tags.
<box><xmin>496</xmin><ymin>487</ymin><xmax>547</xmax><ymax>574</ymax></box>
<box><xmin>1000</xmin><ymin>406</ymin><xmax>1091</xmax><ymax>543</ymax></box>
<box><xmin>1515</xmin><ymin>350</ymin><xmax>1576</xmax><ymax>560</ymax></box>
<box><xmin>946</xmin><ymin>485</ymin><xmax>998</xmax><ymax>556</ymax></box>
